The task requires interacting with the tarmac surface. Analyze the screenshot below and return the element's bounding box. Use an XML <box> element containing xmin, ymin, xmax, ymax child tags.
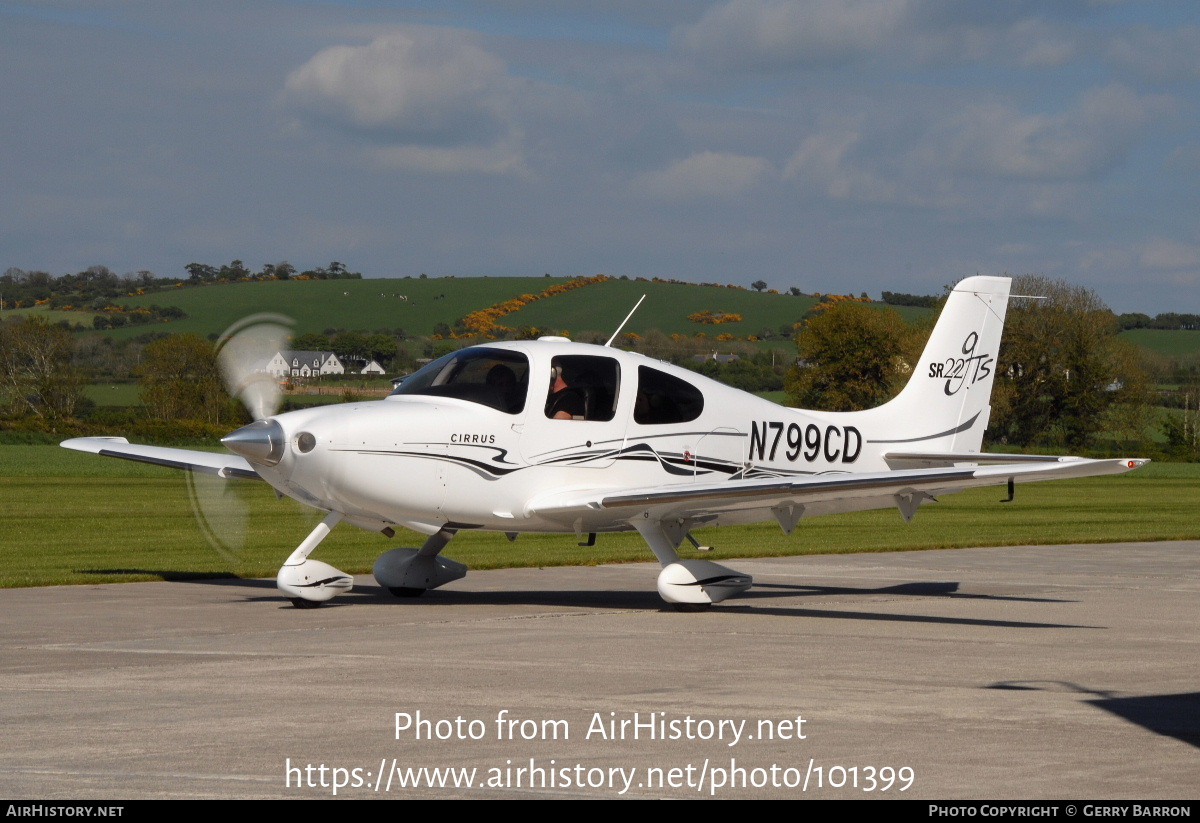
<box><xmin>2</xmin><ymin>541</ymin><xmax>1197</xmax><ymax>800</ymax></box>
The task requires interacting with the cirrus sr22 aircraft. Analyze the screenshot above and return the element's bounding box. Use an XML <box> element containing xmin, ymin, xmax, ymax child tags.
<box><xmin>62</xmin><ymin>275</ymin><xmax>1147</xmax><ymax>610</ymax></box>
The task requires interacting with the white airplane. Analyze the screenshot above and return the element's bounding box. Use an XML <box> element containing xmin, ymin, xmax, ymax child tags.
<box><xmin>62</xmin><ymin>275</ymin><xmax>1147</xmax><ymax>610</ymax></box>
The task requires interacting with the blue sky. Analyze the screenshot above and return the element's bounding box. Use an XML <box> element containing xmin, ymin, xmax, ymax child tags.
<box><xmin>2</xmin><ymin>0</ymin><xmax>1197</xmax><ymax>312</ymax></box>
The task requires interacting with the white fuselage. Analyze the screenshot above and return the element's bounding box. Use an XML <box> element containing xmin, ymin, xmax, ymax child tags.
<box><xmin>248</xmin><ymin>340</ymin><xmax>891</xmax><ymax>536</ymax></box>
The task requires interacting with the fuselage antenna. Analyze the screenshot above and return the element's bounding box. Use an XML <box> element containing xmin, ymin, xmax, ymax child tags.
<box><xmin>605</xmin><ymin>294</ymin><xmax>646</xmax><ymax>347</ymax></box>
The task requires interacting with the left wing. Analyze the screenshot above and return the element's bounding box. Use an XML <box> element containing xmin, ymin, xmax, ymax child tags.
<box><xmin>60</xmin><ymin>437</ymin><xmax>261</xmax><ymax>480</ymax></box>
<box><xmin>527</xmin><ymin>456</ymin><xmax>1148</xmax><ymax>529</ymax></box>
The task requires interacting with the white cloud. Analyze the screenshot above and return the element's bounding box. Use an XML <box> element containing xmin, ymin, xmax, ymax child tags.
<box><xmin>634</xmin><ymin>151</ymin><xmax>772</xmax><ymax>199</ymax></box>
<box><xmin>934</xmin><ymin>84</ymin><xmax>1168</xmax><ymax>181</ymax></box>
<box><xmin>908</xmin><ymin>14</ymin><xmax>1080</xmax><ymax>69</ymax></box>
<box><xmin>283</xmin><ymin>28</ymin><xmax>525</xmax><ymax>173</ymax></box>
<box><xmin>784</xmin><ymin>130</ymin><xmax>895</xmax><ymax>203</ymax></box>
<box><xmin>673</xmin><ymin>0</ymin><xmax>909</xmax><ymax>70</ymax></box>
<box><xmin>780</xmin><ymin>83</ymin><xmax>1172</xmax><ymax>219</ymax></box>
<box><xmin>784</xmin><ymin>129</ymin><xmax>960</xmax><ymax>207</ymax></box>
<box><xmin>673</xmin><ymin>1</ymin><xmax>1090</xmax><ymax>73</ymax></box>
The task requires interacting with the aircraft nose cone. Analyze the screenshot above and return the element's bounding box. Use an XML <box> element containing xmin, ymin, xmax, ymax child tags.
<box><xmin>222</xmin><ymin>419</ymin><xmax>286</xmax><ymax>466</ymax></box>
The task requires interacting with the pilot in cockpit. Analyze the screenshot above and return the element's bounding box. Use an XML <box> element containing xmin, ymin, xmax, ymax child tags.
<box><xmin>546</xmin><ymin>363</ymin><xmax>586</xmax><ymax>420</ymax></box>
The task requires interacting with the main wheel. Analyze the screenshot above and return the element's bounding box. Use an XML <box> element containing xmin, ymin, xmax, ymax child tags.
<box><xmin>671</xmin><ymin>602</ymin><xmax>711</xmax><ymax>613</ymax></box>
<box><xmin>389</xmin><ymin>587</ymin><xmax>426</xmax><ymax>598</ymax></box>
<box><xmin>289</xmin><ymin>597</ymin><xmax>324</xmax><ymax>609</ymax></box>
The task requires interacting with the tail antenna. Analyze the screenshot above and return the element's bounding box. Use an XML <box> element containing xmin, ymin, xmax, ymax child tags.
<box><xmin>605</xmin><ymin>294</ymin><xmax>646</xmax><ymax>347</ymax></box>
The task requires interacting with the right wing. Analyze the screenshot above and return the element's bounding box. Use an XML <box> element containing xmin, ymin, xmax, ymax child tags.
<box><xmin>60</xmin><ymin>437</ymin><xmax>261</xmax><ymax>480</ymax></box>
<box><xmin>527</xmin><ymin>456</ymin><xmax>1148</xmax><ymax>530</ymax></box>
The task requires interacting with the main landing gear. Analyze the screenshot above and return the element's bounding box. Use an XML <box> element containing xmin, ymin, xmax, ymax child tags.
<box><xmin>373</xmin><ymin>527</ymin><xmax>467</xmax><ymax>599</ymax></box>
<box><xmin>634</xmin><ymin>520</ymin><xmax>753</xmax><ymax>611</ymax></box>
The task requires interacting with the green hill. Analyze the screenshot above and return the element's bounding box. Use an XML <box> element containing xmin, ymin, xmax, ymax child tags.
<box><xmin>502</xmin><ymin>279</ymin><xmax>818</xmax><ymax>339</ymax></box>
<box><xmin>84</xmin><ymin>275</ymin><xmax>846</xmax><ymax>342</ymax></box>
<box><xmin>106</xmin><ymin>276</ymin><xmax>570</xmax><ymax>339</ymax></box>
<box><xmin>22</xmin><ymin>275</ymin><xmax>1197</xmax><ymax>363</ymax></box>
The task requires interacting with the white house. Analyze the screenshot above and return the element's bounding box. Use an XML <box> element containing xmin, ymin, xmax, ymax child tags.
<box><xmin>262</xmin><ymin>350</ymin><xmax>346</xmax><ymax>379</ymax></box>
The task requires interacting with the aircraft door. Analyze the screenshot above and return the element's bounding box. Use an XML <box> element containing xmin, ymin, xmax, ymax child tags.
<box><xmin>519</xmin><ymin>354</ymin><xmax>626</xmax><ymax>469</ymax></box>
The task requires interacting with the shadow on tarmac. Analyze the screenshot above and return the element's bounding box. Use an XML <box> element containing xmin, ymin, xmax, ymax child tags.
<box><xmin>77</xmin><ymin>569</ymin><xmax>1098</xmax><ymax>629</ymax></box>
<box><xmin>752</xmin><ymin>580</ymin><xmax>1070</xmax><ymax>603</ymax></box>
<box><xmin>987</xmin><ymin>680</ymin><xmax>1200</xmax><ymax>750</ymax></box>
<box><xmin>227</xmin><ymin>579</ymin><xmax>1100</xmax><ymax>629</ymax></box>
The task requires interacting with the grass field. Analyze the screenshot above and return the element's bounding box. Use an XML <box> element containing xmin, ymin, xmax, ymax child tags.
<box><xmin>1</xmin><ymin>444</ymin><xmax>1195</xmax><ymax>589</ymax></box>
<box><xmin>83</xmin><ymin>382</ymin><xmax>142</xmax><ymax>406</ymax></box>
<box><xmin>2</xmin><ymin>306</ymin><xmax>93</xmax><ymax>327</ymax></box>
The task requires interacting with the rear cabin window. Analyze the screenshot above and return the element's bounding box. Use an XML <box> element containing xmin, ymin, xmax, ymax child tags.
<box><xmin>634</xmin><ymin>366</ymin><xmax>704</xmax><ymax>425</ymax></box>
<box><xmin>389</xmin><ymin>348</ymin><xmax>528</xmax><ymax>414</ymax></box>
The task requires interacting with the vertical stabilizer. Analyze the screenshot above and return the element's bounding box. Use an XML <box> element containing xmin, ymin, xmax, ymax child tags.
<box><xmin>870</xmin><ymin>275</ymin><xmax>1011</xmax><ymax>453</ymax></box>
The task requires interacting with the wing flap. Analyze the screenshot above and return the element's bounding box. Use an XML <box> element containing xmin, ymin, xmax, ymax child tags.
<box><xmin>883</xmin><ymin>450</ymin><xmax>1072</xmax><ymax>468</ymax></box>
<box><xmin>60</xmin><ymin>437</ymin><xmax>261</xmax><ymax>480</ymax></box>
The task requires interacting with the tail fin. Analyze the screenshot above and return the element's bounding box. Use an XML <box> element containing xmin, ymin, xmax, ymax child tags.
<box><xmin>870</xmin><ymin>275</ymin><xmax>1010</xmax><ymax>453</ymax></box>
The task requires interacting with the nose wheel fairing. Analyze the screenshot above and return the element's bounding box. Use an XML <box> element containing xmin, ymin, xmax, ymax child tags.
<box><xmin>276</xmin><ymin>512</ymin><xmax>354</xmax><ymax>606</ymax></box>
<box><xmin>278</xmin><ymin>560</ymin><xmax>354</xmax><ymax>603</ymax></box>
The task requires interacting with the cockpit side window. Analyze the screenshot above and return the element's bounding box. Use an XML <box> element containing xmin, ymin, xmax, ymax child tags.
<box><xmin>545</xmin><ymin>355</ymin><xmax>620</xmax><ymax>421</ymax></box>
<box><xmin>634</xmin><ymin>366</ymin><xmax>704</xmax><ymax>425</ymax></box>
<box><xmin>390</xmin><ymin>348</ymin><xmax>528</xmax><ymax>414</ymax></box>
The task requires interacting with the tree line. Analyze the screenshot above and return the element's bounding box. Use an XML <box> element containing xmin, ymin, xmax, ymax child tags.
<box><xmin>0</xmin><ymin>260</ymin><xmax>362</xmax><ymax>311</ymax></box>
<box><xmin>883</xmin><ymin>287</ymin><xmax>1200</xmax><ymax>331</ymax></box>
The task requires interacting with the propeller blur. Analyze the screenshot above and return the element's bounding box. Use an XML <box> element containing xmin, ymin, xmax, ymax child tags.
<box><xmin>61</xmin><ymin>276</ymin><xmax>1147</xmax><ymax>610</ymax></box>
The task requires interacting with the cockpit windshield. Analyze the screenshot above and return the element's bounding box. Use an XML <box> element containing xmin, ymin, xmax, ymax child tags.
<box><xmin>389</xmin><ymin>348</ymin><xmax>529</xmax><ymax>414</ymax></box>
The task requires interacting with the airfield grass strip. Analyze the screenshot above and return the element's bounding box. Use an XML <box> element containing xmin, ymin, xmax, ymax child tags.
<box><xmin>1</xmin><ymin>446</ymin><xmax>1196</xmax><ymax>588</ymax></box>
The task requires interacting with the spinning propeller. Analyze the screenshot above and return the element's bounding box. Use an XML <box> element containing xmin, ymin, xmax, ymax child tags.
<box><xmin>185</xmin><ymin>314</ymin><xmax>296</xmax><ymax>559</ymax></box>
<box><xmin>216</xmin><ymin>313</ymin><xmax>293</xmax><ymax>421</ymax></box>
